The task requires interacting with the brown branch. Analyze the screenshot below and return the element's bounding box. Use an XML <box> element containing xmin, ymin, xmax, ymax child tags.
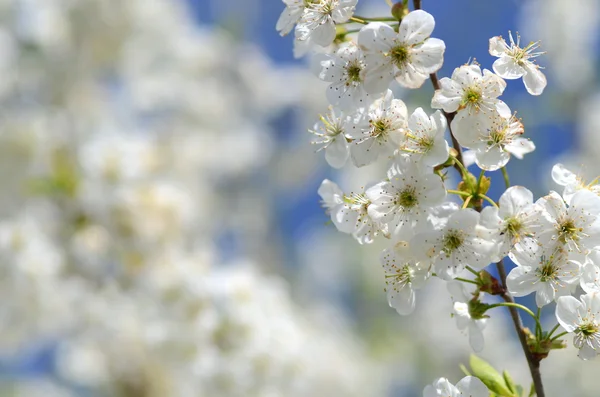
<box><xmin>496</xmin><ymin>259</ymin><xmax>546</xmax><ymax>397</ymax></box>
<box><xmin>413</xmin><ymin>1</ymin><xmax>547</xmax><ymax>395</ymax></box>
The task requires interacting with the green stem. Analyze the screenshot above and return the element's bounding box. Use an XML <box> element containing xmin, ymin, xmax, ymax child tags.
<box><xmin>480</xmin><ymin>194</ymin><xmax>498</xmax><ymax>208</ymax></box>
<box><xmin>546</xmin><ymin>323</ymin><xmax>561</xmax><ymax>339</ymax></box>
<box><xmin>447</xmin><ymin>189</ymin><xmax>470</xmax><ymax>197</ymax></box>
<box><xmin>476</xmin><ymin>169</ymin><xmax>485</xmax><ymax>193</ymax></box>
<box><xmin>466</xmin><ymin>266</ymin><xmax>480</xmax><ymax>277</ymax></box>
<box><xmin>455</xmin><ymin>277</ymin><xmax>479</xmax><ymax>285</ymax></box>
<box><xmin>453</xmin><ymin>157</ymin><xmax>470</xmax><ymax>181</ymax></box>
<box><xmin>536</xmin><ymin>308</ymin><xmax>542</xmax><ymax>340</ymax></box>
<box><xmin>462</xmin><ymin>195</ymin><xmax>472</xmax><ymax>209</ymax></box>
<box><xmin>551</xmin><ymin>331</ymin><xmax>569</xmax><ymax>342</ymax></box>
<box><xmin>349</xmin><ymin>16</ymin><xmax>368</xmax><ymax>24</ymax></box>
<box><xmin>487</xmin><ymin>302</ymin><xmax>541</xmax><ymax>331</ymax></box>
<box><xmin>352</xmin><ymin>15</ymin><xmax>397</xmax><ymax>22</ymax></box>
<box><xmin>501</xmin><ymin>167</ymin><xmax>510</xmax><ymax>189</ymax></box>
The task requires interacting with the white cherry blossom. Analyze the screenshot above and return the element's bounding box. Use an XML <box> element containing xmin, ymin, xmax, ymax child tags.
<box><xmin>423</xmin><ymin>376</ymin><xmax>489</xmax><ymax>397</ymax></box>
<box><xmin>480</xmin><ymin>186</ymin><xmax>538</xmax><ymax>257</ymax></box>
<box><xmin>533</xmin><ymin>190</ymin><xmax>600</xmax><ymax>255</ymax></box>
<box><xmin>310</xmin><ymin>107</ymin><xmax>351</xmax><ymax>168</ymax></box>
<box><xmin>431</xmin><ymin>64</ymin><xmax>510</xmax><ymax>117</ymax></box>
<box><xmin>381</xmin><ymin>242</ymin><xmax>430</xmax><ymax>315</ymax></box>
<box><xmin>276</xmin><ymin>0</ymin><xmax>307</xmax><ymax>36</ymax></box>
<box><xmin>507</xmin><ymin>243</ymin><xmax>582</xmax><ymax>307</ymax></box>
<box><xmin>411</xmin><ymin>208</ymin><xmax>497</xmax><ymax>280</ymax></box>
<box><xmin>447</xmin><ymin>281</ymin><xmax>488</xmax><ymax>352</ymax></box>
<box><xmin>581</xmin><ymin>251</ymin><xmax>600</xmax><ymax>294</ymax></box>
<box><xmin>556</xmin><ymin>292</ymin><xmax>600</xmax><ymax>360</ymax></box>
<box><xmin>489</xmin><ymin>32</ymin><xmax>546</xmax><ymax>95</ymax></box>
<box><xmin>318</xmin><ymin>179</ymin><xmax>384</xmax><ymax>244</ymax></box>
<box><xmin>398</xmin><ymin>108</ymin><xmax>449</xmax><ymax>167</ymax></box>
<box><xmin>366</xmin><ymin>156</ymin><xmax>446</xmax><ymax>241</ymax></box>
<box><xmin>312</xmin><ymin>42</ymin><xmax>380</xmax><ymax>110</ymax></box>
<box><xmin>347</xmin><ymin>90</ymin><xmax>408</xmax><ymax>167</ymax></box>
<box><xmin>552</xmin><ymin>163</ymin><xmax>600</xmax><ymax>202</ymax></box>
<box><xmin>358</xmin><ymin>10</ymin><xmax>445</xmax><ymax>91</ymax></box>
<box><xmin>295</xmin><ymin>0</ymin><xmax>358</xmax><ymax>47</ymax></box>
<box><xmin>451</xmin><ymin>110</ymin><xmax>535</xmax><ymax>171</ymax></box>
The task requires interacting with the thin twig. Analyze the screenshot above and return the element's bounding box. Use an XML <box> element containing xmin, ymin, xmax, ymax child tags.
<box><xmin>413</xmin><ymin>1</ymin><xmax>546</xmax><ymax>394</ymax></box>
<box><xmin>496</xmin><ymin>259</ymin><xmax>546</xmax><ymax>397</ymax></box>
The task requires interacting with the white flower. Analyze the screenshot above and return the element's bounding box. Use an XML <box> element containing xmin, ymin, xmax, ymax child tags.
<box><xmin>309</xmin><ymin>107</ymin><xmax>351</xmax><ymax>168</ymax></box>
<box><xmin>347</xmin><ymin>90</ymin><xmax>408</xmax><ymax>167</ymax></box>
<box><xmin>507</xmin><ymin>243</ymin><xmax>582</xmax><ymax>307</ymax></box>
<box><xmin>365</xmin><ymin>156</ymin><xmax>446</xmax><ymax>240</ymax></box>
<box><xmin>451</xmin><ymin>111</ymin><xmax>535</xmax><ymax>171</ymax></box>
<box><xmin>423</xmin><ymin>376</ymin><xmax>489</xmax><ymax>397</ymax></box>
<box><xmin>317</xmin><ymin>179</ymin><xmax>384</xmax><ymax>244</ymax></box>
<box><xmin>551</xmin><ymin>163</ymin><xmax>600</xmax><ymax>202</ymax></box>
<box><xmin>480</xmin><ymin>186</ymin><xmax>538</xmax><ymax>257</ymax></box>
<box><xmin>312</xmin><ymin>42</ymin><xmax>380</xmax><ymax>110</ymax></box>
<box><xmin>357</xmin><ymin>10</ymin><xmax>445</xmax><ymax>92</ymax></box>
<box><xmin>431</xmin><ymin>64</ymin><xmax>510</xmax><ymax>117</ymax></box>
<box><xmin>295</xmin><ymin>0</ymin><xmax>358</xmax><ymax>47</ymax></box>
<box><xmin>447</xmin><ymin>281</ymin><xmax>487</xmax><ymax>352</ymax></box>
<box><xmin>489</xmin><ymin>32</ymin><xmax>546</xmax><ymax>96</ymax></box>
<box><xmin>411</xmin><ymin>208</ymin><xmax>497</xmax><ymax>280</ymax></box>
<box><xmin>381</xmin><ymin>242</ymin><xmax>430</xmax><ymax>315</ymax></box>
<box><xmin>533</xmin><ymin>190</ymin><xmax>600</xmax><ymax>254</ymax></box>
<box><xmin>556</xmin><ymin>292</ymin><xmax>600</xmax><ymax>360</ymax></box>
<box><xmin>398</xmin><ymin>108</ymin><xmax>449</xmax><ymax>167</ymax></box>
<box><xmin>581</xmin><ymin>251</ymin><xmax>600</xmax><ymax>294</ymax></box>
<box><xmin>276</xmin><ymin>0</ymin><xmax>307</xmax><ymax>36</ymax></box>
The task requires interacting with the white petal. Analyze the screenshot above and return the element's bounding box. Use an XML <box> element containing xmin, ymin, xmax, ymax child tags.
<box><xmin>552</xmin><ymin>163</ymin><xmax>578</xmax><ymax>187</ymax></box>
<box><xmin>475</xmin><ymin>146</ymin><xmax>510</xmax><ymax>171</ymax></box>
<box><xmin>394</xmin><ymin>63</ymin><xmax>429</xmax><ymax>89</ymax></box>
<box><xmin>468</xmin><ymin>323</ymin><xmax>485</xmax><ymax>352</ymax></box>
<box><xmin>535</xmin><ymin>282</ymin><xmax>555</xmax><ymax>307</ymax></box>
<box><xmin>398</xmin><ymin>9</ymin><xmax>435</xmax><ymax>45</ymax></box>
<box><xmin>318</xmin><ymin>179</ymin><xmax>344</xmax><ymax>205</ymax></box>
<box><xmin>325</xmin><ymin>136</ymin><xmax>350</xmax><ymax>168</ymax></box>
<box><xmin>410</xmin><ymin>38</ymin><xmax>445</xmax><ymax>74</ymax></box>
<box><xmin>363</xmin><ymin>61</ymin><xmax>394</xmax><ymax>94</ymax></box>
<box><xmin>276</xmin><ymin>6</ymin><xmax>304</xmax><ymax>36</ymax></box>
<box><xmin>492</xmin><ymin>56</ymin><xmax>525</xmax><ymax>79</ymax></box>
<box><xmin>555</xmin><ymin>296</ymin><xmax>583</xmax><ymax>332</ymax></box>
<box><xmin>358</xmin><ymin>22</ymin><xmax>395</xmax><ymax>52</ymax></box>
<box><xmin>431</xmin><ymin>78</ymin><xmax>462</xmax><ymax>113</ymax></box>
<box><xmin>522</xmin><ymin>64</ymin><xmax>547</xmax><ymax>96</ymax></box>
<box><xmin>312</xmin><ymin>20</ymin><xmax>337</xmax><ymax>47</ymax></box>
<box><xmin>506</xmin><ymin>266</ymin><xmax>538</xmax><ymax>297</ymax></box>
<box><xmin>350</xmin><ymin>138</ymin><xmax>380</xmax><ymax>167</ymax></box>
<box><xmin>578</xmin><ymin>343</ymin><xmax>598</xmax><ymax>360</ymax></box>
<box><xmin>388</xmin><ymin>284</ymin><xmax>416</xmax><ymax>315</ymax></box>
<box><xmin>488</xmin><ymin>36</ymin><xmax>506</xmax><ymax>57</ymax></box>
<box><xmin>456</xmin><ymin>376</ymin><xmax>489</xmax><ymax>397</ymax></box>
<box><xmin>495</xmin><ymin>100</ymin><xmax>512</xmax><ymax>118</ymax></box>
<box><xmin>581</xmin><ymin>261</ymin><xmax>600</xmax><ymax>294</ymax></box>
<box><xmin>505</xmin><ymin>138</ymin><xmax>535</xmax><ymax>159</ymax></box>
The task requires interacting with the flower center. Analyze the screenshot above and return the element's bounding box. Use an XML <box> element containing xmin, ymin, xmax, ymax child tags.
<box><xmin>388</xmin><ymin>264</ymin><xmax>413</xmax><ymax>286</ymax></box>
<box><xmin>346</xmin><ymin>61</ymin><xmax>362</xmax><ymax>85</ymax></box>
<box><xmin>463</xmin><ymin>87</ymin><xmax>481</xmax><ymax>106</ymax></box>
<box><xmin>488</xmin><ymin>127</ymin><xmax>508</xmax><ymax>146</ymax></box>
<box><xmin>536</xmin><ymin>255</ymin><xmax>558</xmax><ymax>282</ymax></box>
<box><xmin>503</xmin><ymin>216</ymin><xmax>523</xmax><ymax>238</ymax></box>
<box><xmin>371</xmin><ymin>118</ymin><xmax>391</xmax><ymax>138</ymax></box>
<box><xmin>578</xmin><ymin>322</ymin><xmax>599</xmax><ymax>337</ymax></box>
<box><xmin>390</xmin><ymin>45</ymin><xmax>409</xmax><ymax>68</ymax></box>
<box><xmin>443</xmin><ymin>229</ymin><xmax>464</xmax><ymax>254</ymax></box>
<box><xmin>558</xmin><ymin>218</ymin><xmax>581</xmax><ymax>244</ymax></box>
<box><xmin>396</xmin><ymin>187</ymin><xmax>418</xmax><ymax>209</ymax></box>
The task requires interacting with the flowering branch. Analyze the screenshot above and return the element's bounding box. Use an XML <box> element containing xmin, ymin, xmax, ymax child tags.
<box><xmin>276</xmin><ymin>0</ymin><xmax>600</xmax><ymax>396</ymax></box>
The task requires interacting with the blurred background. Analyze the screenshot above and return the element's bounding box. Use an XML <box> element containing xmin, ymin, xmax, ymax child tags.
<box><xmin>0</xmin><ymin>0</ymin><xmax>599</xmax><ymax>396</ymax></box>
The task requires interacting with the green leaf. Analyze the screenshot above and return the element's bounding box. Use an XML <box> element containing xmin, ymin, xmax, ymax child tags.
<box><xmin>469</xmin><ymin>355</ymin><xmax>515</xmax><ymax>397</ymax></box>
<box><xmin>528</xmin><ymin>383</ymin><xmax>536</xmax><ymax>397</ymax></box>
<box><xmin>459</xmin><ymin>363</ymin><xmax>472</xmax><ymax>377</ymax></box>
<box><xmin>503</xmin><ymin>371</ymin><xmax>517</xmax><ymax>394</ymax></box>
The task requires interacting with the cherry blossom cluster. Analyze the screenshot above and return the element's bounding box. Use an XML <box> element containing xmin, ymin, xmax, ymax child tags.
<box><xmin>278</xmin><ymin>0</ymin><xmax>599</xmax><ymax>394</ymax></box>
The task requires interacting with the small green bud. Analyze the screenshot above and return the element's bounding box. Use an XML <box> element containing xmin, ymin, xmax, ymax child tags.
<box><xmin>391</xmin><ymin>2</ymin><xmax>408</xmax><ymax>21</ymax></box>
